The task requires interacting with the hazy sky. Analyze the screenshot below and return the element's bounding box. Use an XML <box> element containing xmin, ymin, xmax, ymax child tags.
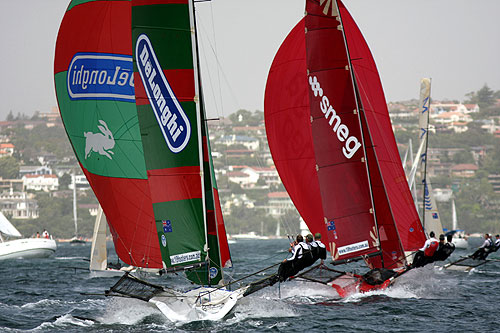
<box><xmin>1</xmin><ymin>0</ymin><xmax>499</xmax><ymax>120</ymax></box>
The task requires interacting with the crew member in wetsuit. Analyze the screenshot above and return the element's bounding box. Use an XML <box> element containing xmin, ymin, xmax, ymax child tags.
<box><xmin>310</xmin><ymin>232</ymin><xmax>327</xmax><ymax>264</ymax></box>
<box><xmin>302</xmin><ymin>234</ymin><xmax>316</xmax><ymax>268</ymax></box>
<box><xmin>275</xmin><ymin>235</ymin><xmax>308</xmax><ymax>283</ymax></box>
<box><xmin>493</xmin><ymin>234</ymin><xmax>500</xmax><ymax>252</ymax></box>
<box><xmin>412</xmin><ymin>231</ymin><xmax>439</xmax><ymax>268</ymax></box>
<box><xmin>471</xmin><ymin>233</ymin><xmax>494</xmax><ymax>260</ymax></box>
<box><xmin>433</xmin><ymin>234</ymin><xmax>455</xmax><ymax>261</ymax></box>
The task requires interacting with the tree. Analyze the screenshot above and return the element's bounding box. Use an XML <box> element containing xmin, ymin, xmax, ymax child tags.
<box><xmin>59</xmin><ymin>173</ymin><xmax>72</xmax><ymax>189</ymax></box>
<box><xmin>0</xmin><ymin>156</ymin><xmax>20</xmax><ymax>179</ymax></box>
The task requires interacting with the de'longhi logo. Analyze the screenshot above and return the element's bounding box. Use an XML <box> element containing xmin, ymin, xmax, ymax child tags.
<box><xmin>136</xmin><ymin>34</ymin><xmax>191</xmax><ymax>154</ymax></box>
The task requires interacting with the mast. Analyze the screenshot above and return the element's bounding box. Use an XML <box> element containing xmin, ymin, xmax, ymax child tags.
<box><xmin>72</xmin><ymin>172</ymin><xmax>78</xmax><ymax>238</ymax></box>
<box><xmin>191</xmin><ymin>0</ymin><xmax>226</xmax><ymax>284</ymax></box>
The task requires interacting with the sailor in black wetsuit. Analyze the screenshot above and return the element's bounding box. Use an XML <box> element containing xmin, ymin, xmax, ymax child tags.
<box><xmin>273</xmin><ymin>235</ymin><xmax>309</xmax><ymax>283</ymax></box>
<box><xmin>471</xmin><ymin>233</ymin><xmax>494</xmax><ymax>260</ymax></box>
<box><xmin>433</xmin><ymin>234</ymin><xmax>455</xmax><ymax>261</ymax></box>
<box><xmin>493</xmin><ymin>234</ymin><xmax>500</xmax><ymax>252</ymax></box>
<box><xmin>302</xmin><ymin>234</ymin><xmax>316</xmax><ymax>268</ymax></box>
<box><xmin>310</xmin><ymin>232</ymin><xmax>327</xmax><ymax>264</ymax></box>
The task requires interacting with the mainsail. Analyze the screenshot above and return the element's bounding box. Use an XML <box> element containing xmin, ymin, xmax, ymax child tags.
<box><xmin>265</xmin><ymin>0</ymin><xmax>425</xmax><ymax>270</ymax></box>
<box><xmin>418</xmin><ymin>78</ymin><xmax>443</xmax><ymax>236</ymax></box>
<box><xmin>54</xmin><ymin>0</ymin><xmax>230</xmax><ymax>284</ymax></box>
<box><xmin>0</xmin><ymin>212</ymin><xmax>22</xmax><ymax>238</ymax></box>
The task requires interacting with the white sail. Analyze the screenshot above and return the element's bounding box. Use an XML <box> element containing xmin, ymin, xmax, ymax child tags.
<box><xmin>0</xmin><ymin>211</ymin><xmax>22</xmax><ymax>238</ymax></box>
<box><xmin>423</xmin><ymin>178</ymin><xmax>443</xmax><ymax>235</ymax></box>
<box><xmin>299</xmin><ymin>217</ymin><xmax>310</xmax><ymax>236</ymax></box>
<box><xmin>89</xmin><ymin>205</ymin><xmax>107</xmax><ymax>271</ymax></box>
<box><xmin>418</xmin><ymin>78</ymin><xmax>443</xmax><ymax>236</ymax></box>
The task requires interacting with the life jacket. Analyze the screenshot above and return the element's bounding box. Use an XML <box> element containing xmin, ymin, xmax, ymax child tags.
<box><xmin>317</xmin><ymin>242</ymin><xmax>327</xmax><ymax>260</ymax></box>
<box><xmin>310</xmin><ymin>242</ymin><xmax>320</xmax><ymax>259</ymax></box>
<box><xmin>484</xmin><ymin>238</ymin><xmax>494</xmax><ymax>253</ymax></box>
<box><xmin>424</xmin><ymin>240</ymin><xmax>439</xmax><ymax>257</ymax></box>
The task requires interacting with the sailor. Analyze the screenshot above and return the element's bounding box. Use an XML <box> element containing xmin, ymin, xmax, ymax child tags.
<box><xmin>302</xmin><ymin>234</ymin><xmax>316</xmax><ymax>267</ymax></box>
<box><xmin>494</xmin><ymin>234</ymin><xmax>500</xmax><ymax>252</ymax></box>
<box><xmin>276</xmin><ymin>235</ymin><xmax>308</xmax><ymax>283</ymax></box>
<box><xmin>310</xmin><ymin>233</ymin><xmax>327</xmax><ymax>264</ymax></box>
<box><xmin>412</xmin><ymin>231</ymin><xmax>439</xmax><ymax>268</ymax></box>
<box><xmin>471</xmin><ymin>233</ymin><xmax>494</xmax><ymax>260</ymax></box>
<box><xmin>433</xmin><ymin>234</ymin><xmax>455</xmax><ymax>261</ymax></box>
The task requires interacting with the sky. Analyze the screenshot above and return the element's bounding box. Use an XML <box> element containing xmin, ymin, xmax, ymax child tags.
<box><xmin>0</xmin><ymin>0</ymin><xmax>499</xmax><ymax>120</ymax></box>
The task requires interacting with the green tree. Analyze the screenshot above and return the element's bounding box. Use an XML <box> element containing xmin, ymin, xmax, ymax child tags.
<box><xmin>59</xmin><ymin>173</ymin><xmax>72</xmax><ymax>189</ymax></box>
<box><xmin>0</xmin><ymin>156</ymin><xmax>20</xmax><ymax>179</ymax></box>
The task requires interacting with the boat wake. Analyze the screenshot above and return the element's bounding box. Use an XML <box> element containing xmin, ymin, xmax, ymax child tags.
<box><xmin>98</xmin><ymin>297</ymin><xmax>166</xmax><ymax>326</ymax></box>
<box><xmin>34</xmin><ymin>314</ymin><xmax>94</xmax><ymax>330</ymax></box>
<box><xmin>55</xmin><ymin>256</ymin><xmax>88</xmax><ymax>260</ymax></box>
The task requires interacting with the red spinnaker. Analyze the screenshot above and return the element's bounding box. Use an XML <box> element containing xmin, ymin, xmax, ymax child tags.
<box><xmin>265</xmin><ymin>0</ymin><xmax>425</xmax><ymax>267</ymax></box>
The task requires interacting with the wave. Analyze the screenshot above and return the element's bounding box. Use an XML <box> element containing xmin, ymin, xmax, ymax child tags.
<box><xmin>34</xmin><ymin>314</ymin><xmax>94</xmax><ymax>330</ymax></box>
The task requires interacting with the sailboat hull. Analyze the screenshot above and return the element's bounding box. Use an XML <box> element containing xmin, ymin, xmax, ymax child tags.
<box><xmin>452</xmin><ymin>237</ymin><xmax>468</xmax><ymax>249</ymax></box>
<box><xmin>0</xmin><ymin>238</ymin><xmax>57</xmax><ymax>260</ymax></box>
<box><xmin>150</xmin><ymin>287</ymin><xmax>246</xmax><ymax>322</ymax></box>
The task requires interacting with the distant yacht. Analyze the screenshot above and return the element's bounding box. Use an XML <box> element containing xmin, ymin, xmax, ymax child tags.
<box><xmin>0</xmin><ymin>212</ymin><xmax>57</xmax><ymax>260</ymax></box>
<box><xmin>231</xmin><ymin>232</ymin><xmax>269</xmax><ymax>240</ymax></box>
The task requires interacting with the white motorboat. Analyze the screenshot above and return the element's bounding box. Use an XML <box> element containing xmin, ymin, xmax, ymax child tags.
<box><xmin>0</xmin><ymin>212</ymin><xmax>57</xmax><ymax>260</ymax></box>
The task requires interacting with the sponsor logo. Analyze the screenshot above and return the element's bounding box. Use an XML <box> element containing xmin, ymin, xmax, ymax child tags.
<box><xmin>319</xmin><ymin>0</ymin><xmax>337</xmax><ymax>17</ymax></box>
<box><xmin>161</xmin><ymin>234</ymin><xmax>167</xmax><ymax>247</ymax></box>
<box><xmin>67</xmin><ymin>53</ymin><xmax>134</xmax><ymax>102</ymax></box>
<box><xmin>309</xmin><ymin>76</ymin><xmax>361</xmax><ymax>159</ymax></box>
<box><xmin>84</xmin><ymin>120</ymin><xmax>115</xmax><ymax>160</ymax></box>
<box><xmin>136</xmin><ymin>34</ymin><xmax>191</xmax><ymax>154</ymax></box>
<box><xmin>170</xmin><ymin>250</ymin><xmax>201</xmax><ymax>265</ymax></box>
<box><xmin>337</xmin><ymin>240</ymin><xmax>369</xmax><ymax>256</ymax></box>
<box><xmin>209</xmin><ymin>267</ymin><xmax>218</xmax><ymax>279</ymax></box>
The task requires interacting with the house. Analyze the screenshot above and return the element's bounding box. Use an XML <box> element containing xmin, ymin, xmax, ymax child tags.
<box><xmin>0</xmin><ymin>143</ymin><xmax>15</xmax><ymax>156</ymax></box>
<box><xmin>488</xmin><ymin>174</ymin><xmax>500</xmax><ymax>193</ymax></box>
<box><xmin>0</xmin><ymin>189</ymin><xmax>39</xmax><ymax>219</ymax></box>
<box><xmin>241</xmin><ymin>166</ymin><xmax>281</xmax><ymax>187</ymax></box>
<box><xmin>451</xmin><ymin>164</ymin><xmax>478</xmax><ymax>178</ymax></box>
<box><xmin>218</xmin><ymin>135</ymin><xmax>260</xmax><ymax>150</ymax></box>
<box><xmin>69</xmin><ymin>174</ymin><xmax>91</xmax><ymax>190</ymax></box>
<box><xmin>265</xmin><ymin>192</ymin><xmax>295</xmax><ymax>217</ymax></box>
<box><xmin>19</xmin><ymin>165</ymin><xmax>53</xmax><ymax>178</ymax></box>
<box><xmin>227</xmin><ymin>171</ymin><xmax>256</xmax><ymax>188</ymax></box>
<box><xmin>22</xmin><ymin>174</ymin><xmax>59</xmax><ymax>192</ymax></box>
<box><xmin>431</xmin><ymin>103</ymin><xmax>479</xmax><ymax>114</ymax></box>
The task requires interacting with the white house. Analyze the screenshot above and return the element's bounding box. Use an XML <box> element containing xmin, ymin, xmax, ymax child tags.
<box><xmin>69</xmin><ymin>174</ymin><xmax>91</xmax><ymax>191</ymax></box>
<box><xmin>218</xmin><ymin>135</ymin><xmax>260</xmax><ymax>151</ymax></box>
<box><xmin>241</xmin><ymin>166</ymin><xmax>281</xmax><ymax>187</ymax></box>
<box><xmin>0</xmin><ymin>189</ymin><xmax>39</xmax><ymax>219</ymax></box>
<box><xmin>266</xmin><ymin>192</ymin><xmax>295</xmax><ymax>217</ymax></box>
<box><xmin>23</xmin><ymin>174</ymin><xmax>59</xmax><ymax>192</ymax></box>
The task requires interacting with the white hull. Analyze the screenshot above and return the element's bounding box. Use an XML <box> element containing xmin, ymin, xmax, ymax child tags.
<box><xmin>0</xmin><ymin>238</ymin><xmax>57</xmax><ymax>260</ymax></box>
<box><xmin>150</xmin><ymin>286</ymin><xmax>246</xmax><ymax>322</ymax></box>
<box><xmin>452</xmin><ymin>237</ymin><xmax>468</xmax><ymax>249</ymax></box>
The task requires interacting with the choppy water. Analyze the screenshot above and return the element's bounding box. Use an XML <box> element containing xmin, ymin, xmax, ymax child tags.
<box><xmin>0</xmin><ymin>238</ymin><xmax>498</xmax><ymax>332</ymax></box>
